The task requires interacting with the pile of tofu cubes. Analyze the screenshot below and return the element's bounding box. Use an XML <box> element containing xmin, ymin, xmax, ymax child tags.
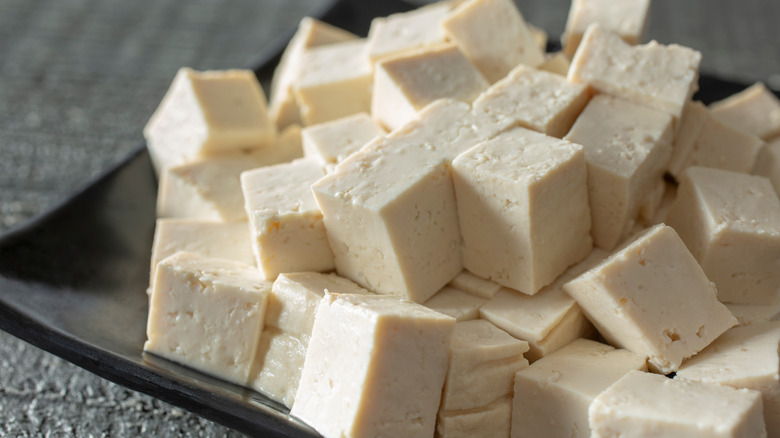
<box><xmin>142</xmin><ymin>0</ymin><xmax>780</xmax><ymax>436</ymax></box>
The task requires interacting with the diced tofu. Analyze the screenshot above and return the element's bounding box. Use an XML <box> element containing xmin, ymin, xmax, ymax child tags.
<box><xmin>302</xmin><ymin>113</ymin><xmax>385</xmax><ymax>169</ymax></box>
<box><xmin>753</xmin><ymin>138</ymin><xmax>780</xmax><ymax>195</ymax></box>
<box><xmin>564</xmin><ymin>94</ymin><xmax>674</xmax><ymax>250</ymax></box>
<box><xmin>449</xmin><ymin>271</ymin><xmax>502</xmax><ymax>299</ymax></box>
<box><xmin>145</xmin><ymin>252</ymin><xmax>271</xmax><ymax>385</ymax></box>
<box><xmin>666</xmin><ymin>167</ymin><xmax>780</xmax><ymax>304</ymax></box>
<box><xmin>473</xmin><ymin>65</ymin><xmax>591</xmax><ymax>138</ymax></box>
<box><xmin>568</xmin><ymin>25</ymin><xmax>701</xmax><ymax>122</ymax></box>
<box><xmin>274</xmin><ymin>123</ymin><xmax>305</xmax><ymax>161</ymax></box>
<box><xmin>563</xmin><ymin>224</ymin><xmax>737</xmax><ymax>373</ymax></box>
<box><xmin>241</xmin><ymin>159</ymin><xmax>334</xmax><ymax>280</ymax></box>
<box><xmin>710</xmin><ymin>82</ymin><xmax>780</xmax><ymax>141</ymax></box>
<box><xmin>442</xmin><ymin>0</ymin><xmax>545</xmax><ymax>83</ymax></box>
<box><xmin>372</xmin><ymin>43</ymin><xmax>489</xmax><ymax>131</ymax></box>
<box><xmin>291</xmin><ymin>294</ymin><xmax>455</xmax><ymax>438</ymax></box>
<box><xmin>512</xmin><ymin>339</ymin><xmax>647</xmax><ymax>438</ymax></box>
<box><xmin>726</xmin><ymin>303</ymin><xmax>780</xmax><ymax>327</ymax></box>
<box><xmin>452</xmin><ymin>127</ymin><xmax>592</xmax><ymax>293</ymax></box>
<box><xmin>589</xmin><ymin>370</ymin><xmax>767</xmax><ymax>438</ymax></box>
<box><xmin>144</xmin><ymin>68</ymin><xmax>276</xmax><ymax>174</ymax></box>
<box><xmin>437</xmin><ymin>397</ymin><xmax>511</xmax><ymax>438</ymax></box>
<box><xmin>424</xmin><ymin>286</ymin><xmax>486</xmax><ymax>321</ymax></box>
<box><xmin>677</xmin><ymin>322</ymin><xmax>780</xmax><ymax>437</ymax></box>
<box><xmin>563</xmin><ymin>0</ymin><xmax>651</xmax><ymax>58</ymax></box>
<box><xmin>683</xmin><ymin>115</ymin><xmax>764</xmax><ymax>174</ymax></box>
<box><xmin>667</xmin><ymin>101</ymin><xmax>710</xmax><ymax>179</ymax></box>
<box><xmin>528</xmin><ymin>23</ymin><xmax>548</xmax><ymax>52</ymax></box>
<box><xmin>640</xmin><ymin>181</ymin><xmax>677</xmax><ymax>227</ymax></box>
<box><xmin>250</xmin><ymin>328</ymin><xmax>306</xmax><ymax>408</ymax></box>
<box><xmin>538</xmin><ymin>52</ymin><xmax>571</xmax><ymax>77</ymax></box>
<box><xmin>365</xmin><ymin>2</ymin><xmax>452</xmax><ymax>64</ymax></box>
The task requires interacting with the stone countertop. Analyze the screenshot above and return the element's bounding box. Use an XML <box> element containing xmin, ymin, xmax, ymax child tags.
<box><xmin>0</xmin><ymin>0</ymin><xmax>778</xmax><ymax>436</ymax></box>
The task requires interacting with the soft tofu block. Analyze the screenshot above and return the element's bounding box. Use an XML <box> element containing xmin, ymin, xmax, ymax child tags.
<box><xmin>666</xmin><ymin>167</ymin><xmax>780</xmax><ymax>304</ymax></box>
<box><xmin>441</xmin><ymin>320</ymin><xmax>529</xmax><ymax>411</ymax></box>
<box><xmin>302</xmin><ymin>113</ymin><xmax>385</xmax><ymax>169</ymax></box>
<box><xmin>677</xmin><ymin>322</ymin><xmax>780</xmax><ymax>437</ymax></box>
<box><xmin>291</xmin><ymin>294</ymin><xmax>455</xmax><ymax>438</ymax></box>
<box><xmin>568</xmin><ymin>25</ymin><xmax>701</xmax><ymax>122</ymax></box>
<box><xmin>710</xmin><ymin>82</ymin><xmax>780</xmax><ymax>141</ymax></box>
<box><xmin>144</xmin><ymin>68</ymin><xmax>275</xmax><ymax>174</ymax></box>
<box><xmin>449</xmin><ymin>270</ymin><xmax>502</xmax><ymax>299</ymax></box>
<box><xmin>563</xmin><ymin>224</ymin><xmax>737</xmax><ymax>373</ymax></box>
<box><xmin>727</xmin><ymin>303</ymin><xmax>780</xmax><ymax>327</ymax></box>
<box><xmin>250</xmin><ymin>328</ymin><xmax>306</xmax><ymax>408</ymax></box>
<box><xmin>682</xmin><ymin>115</ymin><xmax>764</xmax><ymax>174</ymax></box>
<box><xmin>563</xmin><ymin>0</ymin><xmax>650</xmax><ymax>58</ymax></box>
<box><xmin>365</xmin><ymin>2</ymin><xmax>451</xmax><ymax>64</ymax></box>
<box><xmin>564</xmin><ymin>94</ymin><xmax>674</xmax><ymax>250</ymax></box>
<box><xmin>590</xmin><ymin>370</ymin><xmax>767</xmax><ymax>438</ymax></box>
<box><xmin>269</xmin><ymin>18</ymin><xmax>357</xmax><ymax>129</ymax></box>
<box><xmin>424</xmin><ymin>286</ymin><xmax>486</xmax><ymax>321</ymax></box>
<box><xmin>753</xmin><ymin>138</ymin><xmax>780</xmax><ymax>195</ymax></box>
<box><xmin>538</xmin><ymin>52</ymin><xmax>572</xmax><ymax>77</ymax></box>
<box><xmin>453</xmin><ymin>127</ymin><xmax>592</xmax><ymax>293</ymax></box>
<box><xmin>480</xmin><ymin>249</ymin><xmax>607</xmax><ymax>361</ymax></box>
<box><xmin>372</xmin><ymin>43</ymin><xmax>489</xmax><ymax>131</ymax></box>
<box><xmin>512</xmin><ymin>339</ymin><xmax>647</xmax><ymax>438</ymax></box>
<box><xmin>293</xmin><ymin>39</ymin><xmax>373</xmax><ymax>125</ymax></box>
<box><xmin>442</xmin><ymin>0</ymin><xmax>545</xmax><ymax>83</ymax></box>
<box><xmin>472</xmin><ymin>64</ymin><xmax>591</xmax><ymax>138</ymax></box>
<box><xmin>437</xmin><ymin>397</ymin><xmax>511</xmax><ymax>438</ymax></box>
<box><xmin>145</xmin><ymin>252</ymin><xmax>271</xmax><ymax>385</ymax></box>
<box><xmin>667</xmin><ymin>101</ymin><xmax>710</xmax><ymax>179</ymax></box>
<box><xmin>241</xmin><ymin>159</ymin><xmax>334</xmax><ymax>280</ymax></box>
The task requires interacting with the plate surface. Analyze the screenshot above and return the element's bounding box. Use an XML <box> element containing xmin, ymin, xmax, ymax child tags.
<box><xmin>0</xmin><ymin>1</ymin><xmax>777</xmax><ymax>436</ymax></box>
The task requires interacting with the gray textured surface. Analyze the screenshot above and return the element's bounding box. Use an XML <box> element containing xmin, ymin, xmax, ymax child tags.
<box><xmin>0</xmin><ymin>0</ymin><xmax>778</xmax><ymax>436</ymax></box>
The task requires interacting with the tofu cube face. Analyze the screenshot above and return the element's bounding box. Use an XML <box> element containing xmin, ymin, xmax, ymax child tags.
<box><xmin>452</xmin><ymin>127</ymin><xmax>592</xmax><ymax>294</ymax></box>
<box><xmin>667</xmin><ymin>101</ymin><xmax>710</xmax><ymax>179</ymax></box>
<box><xmin>424</xmin><ymin>286</ymin><xmax>487</xmax><ymax>321</ymax></box>
<box><xmin>684</xmin><ymin>116</ymin><xmax>765</xmax><ymax>174</ymax></box>
<box><xmin>372</xmin><ymin>43</ymin><xmax>489</xmax><ymax>131</ymax></box>
<box><xmin>710</xmin><ymin>82</ymin><xmax>780</xmax><ymax>141</ymax></box>
<box><xmin>365</xmin><ymin>2</ymin><xmax>451</xmax><ymax>64</ymax></box>
<box><xmin>437</xmin><ymin>397</ymin><xmax>512</xmax><ymax>438</ymax></box>
<box><xmin>563</xmin><ymin>224</ymin><xmax>737</xmax><ymax>373</ymax></box>
<box><xmin>666</xmin><ymin>167</ymin><xmax>780</xmax><ymax>305</ymax></box>
<box><xmin>291</xmin><ymin>294</ymin><xmax>455</xmax><ymax>438</ymax></box>
<box><xmin>563</xmin><ymin>0</ymin><xmax>651</xmax><ymax>57</ymax></box>
<box><xmin>589</xmin><ymin>370</ymin><xmax>767</xmax><ymax>438</ymax></box>
<box><xmin>241</xmin><ymin>159</ymin><xmax>334</xmax><ymax>280</ymax></box>
<box><xmin>302</xmin><ymin>112</ymin><xmax>385</xmax><ymax>168</ymax></box>
<box><xmin>449</xmin><ymin>270</ymin><xmax>502</xmax><ymax>299</ymax></box>
<box><xmin>144</xmin><ymin>68</ymin><xmax>275</xmax><ymax>174</ymax></box>
<box><xmin>250</xmin><ymin>328</ymin><xmax>306</xmax><ymax>408</ymax></box>
<box><xmin>145</xmin><ymin>252</ymin><xmax>271</xmax><ymax>386</ymax></box>
<box><xmin>753</xmin><ymin>138</ymin><xmax>780</xmax><ymax>195</ymax></box>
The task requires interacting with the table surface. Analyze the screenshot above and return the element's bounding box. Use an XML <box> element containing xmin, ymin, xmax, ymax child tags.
<box><xmin>1</xmin><ymin>0</ymin><xmax>778</xmax><ymax>436</ymax></box>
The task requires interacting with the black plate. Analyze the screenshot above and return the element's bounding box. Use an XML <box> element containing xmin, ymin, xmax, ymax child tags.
<box><xmin>0</xmin><ymin>0</ymin><xmax>777</xmax><ymax>436</ymax></box>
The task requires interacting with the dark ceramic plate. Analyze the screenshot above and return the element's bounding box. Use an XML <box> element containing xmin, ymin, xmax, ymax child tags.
<box><xmin>0</xmin><ymin>0</ymin><xmax>778</xmax><ymax>436</ymax></box>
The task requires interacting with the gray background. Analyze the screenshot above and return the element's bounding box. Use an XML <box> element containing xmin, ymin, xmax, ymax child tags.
<box><xmin>0</xmin><ymin>0</ymin><xmax>778</xmax><ymax>436</ymax></box>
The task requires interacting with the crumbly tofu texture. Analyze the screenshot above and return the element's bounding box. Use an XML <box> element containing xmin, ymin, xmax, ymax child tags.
<box><xmin>241</xmin><ymin>159</ymin><xmax>334</xmax><ymax>280</ymax></box>
<box><xmin>144</xmin><ymin>68</ymin><xmax>275</xmax><ymax>174</ymax></box>
<box><xmin>564</xmin><ymin>224</ymin><xmax>737</xmax><ymax>373</ymax></box>
<box><xmin>365</xmin><ymin>2</ymin><xmax>451</xmax><ymax>64</ymax></box>
<box><xmin>302</xmin><ymin>112</ymin><xmax>385</xmax><ymax>169</ymax></box>
<box><xmin>372</xmin><ymin>43</ymin><xmax>489</xmax><ymax>131</ymax></box>
<box><xmin>512</xmin><ymin>339</ymin><xmax>647</xmax><ymax>438</ymax></box>
<box><xmin>424</xmin><ymin>286</ymin><xmax>486</xmax><ymax>321</ymax></box>
<box><xmin>710</xmin><ymin>82</ymin><xmax>780</xmax><ymax>141</ymax></box>
<box><xmin>442</xmin><ymin>0</ymin><xmax>545</xmax><ymax>83</ymax></box>
<box><xmin>563</xmin><ymin>0</ymin><xmax>651</xmax><ymax>57</ymax></box>
<box><xmin>453</xmin><ymin>127</ymin><xmax>592</xmax><ymax>294</ymax></box>
<box><xmin>291</xmin><ymin>293</ymin><xmax>455</xmax><ymax>438</ymax></box>
<box><xmin>589</xmin><ymin>370</ymin><xmax>767</xmax><ymax>438</ymax></box>
<box><xmin>145</xmin><ymin>252</ymin><xmax>271</xmax><ymax>386</ymax></box>
<box><xmin>666</xmin><ymin>167</ymin><xmax>780</xmax><ymax>305</ymax></box>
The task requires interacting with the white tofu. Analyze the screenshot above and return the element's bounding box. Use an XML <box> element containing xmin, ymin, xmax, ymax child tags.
<box><xmin>479</xmin><ymin>249</ymin><xmax>607</xmax><ymax>361</ymax></box>
<box><xmin>250</xmin><ymin>328</ymin><xmax>306</xmax><ymax>408</ymax></box>
<box><xmin>472</xmin><ymin>64</ymin><xmax>591</xmax><ymax>138</ymax></box>
<box><xmin>437</xmin><ymin>397</ymin><xmax>511</xmax><ymax>438</ymax></box>
<box><xmin>590</xmin><ymin>370</ymin><xmax>767</xmax><ymax>438</ymax></box>
<box><xmin>453</xmin><ymin>127</ymin><xmax>592</xmax><ymax>293</ymax></box>
<box><xmin>753</xmin><ymin>138</ymin><xmax>780</xmax><ymax>195</ymax></box>
<box><xmin>144</xmin><ymin>68</ymin><xmax>275</xmax><ymax>174</ymax></box>
<box><xmin>640</xmin><ymin>181</ymin><xmax>677</xmax><ymax>227</ymax></box>
<box><xmin>269</xmin><ymin>18</ymin><xmax>357</xmax><ymax>129</ymax></box>
<box><xmin>682</xmin><ymin>115</ymin><xmax>765</xmax><ymax>174</ymax></box>
<box><xmin>710</xmin><ymin>82</ymin><xmax>780</xmax><ymax>141</ymax></box>
<box><xmin>562</xmin><ymin>0</ymin><xmax>651</xmax><ymax>57</ymax></box>
<box><xmin>563</xmin><ymin>224</ymin><xmax>737</xmax><ymax>373</ymax></box>
<box><xmin>274</xmin><ymin>123</ymin><xmax>305</xmax><ymax>162</ymax></box>
<box><xmin>726</xmin><ymin>303</ymin><xmax>780</xmax><ymax>327</ymax></box>
<box><xmin>365</xmin><ymin>2</ymin><xmax>452</xmax><ymax>64</ymax></box>
<box><xmin>449</xmin><ymin>270</ymin><xmax>502</xmax><ymax>299</ymax></box>
<box><xmin>564</xmin><ymin>94</ymin><xmax>674</xmax><ymax>250</ymax></box>
<box><xmin>302</xmin><ymin>113</ymin><xmax>385</xmax><ymax>169</ymax></box>
<box><xmin>538</xmin><ymin>52</ymin><xmax>571</xmax><ymax>77</ymax></box>
<box><xmin>241</xmin><ymin>159</ymin><xmax>334</xmax><ymax>280</ymax></box>
<box><xmin>424</xmin><ymin>286</ymin><xmax>486</xmax><ymax>321</ymax></box>
<box><xmin>666</xmin><ymin>167</ymin><xmax>780</xmax><ymax>304</ymax></box>
<box><xmin>677</xmin><ymin>322</ymin><xmax>780</xmax><ymax>437</ymax></box>
<box><xmin>293</xmin><ymin>39</ymin><xmax>373</xmax><ymax>125</ymax></box>
<box><xmin>528</xmin><ymin>23</ymin><xmax>548</xmax><ymax>52</ymax></box>
<box><xmin>372</xmin><ymin>43</ymin><xmax>489</xmax><ymax>131</ymax></box>
<box><xmin>512</xmin><ymin>339</ymin><xmax>647</xmax><ymax>438</ymax></box>
<box><xmin>145</xmin><ymin>252</ymin><xmax>271</xmax><ymax>385</ymax></box>
<box><xmin>442</xmin><ymin>0</ymin><xmax>545</xmax><ymax>83</ymax></box>
<box><xmin>568</xmin><ymin>25</ymin><xmax>701</xmax><ymax>122</ymax></box>
<box><xmin>667</xmin><ymin>101</ymin><xmax>710</xmax><ymax>179</ymax></box>
<box><xmin>291</xmin><ymin>294</ymin><xmax>455</xmax><ymax>438</ymax></box>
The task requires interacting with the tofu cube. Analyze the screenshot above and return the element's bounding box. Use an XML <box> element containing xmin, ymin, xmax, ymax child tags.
<box><xmin>251</xmin><ymin>328</ymin><xmax>306</xmax><ymax>408</ymax></box>
<box><xmin>753</xmin><ymin>137</ymin><xmax>780</xmax><ymax>195</ymax></box>
<box><xmin>442</xmin><ymin>0</ymin><xmax>545</xmax><ymax>83</ymax></box>
<box><xmin>590</xmin><ymin>370</ymin><xmax>767</xmax><ymax>438</ymax></box>
<box><xmin>424</xmin><ymin>286</ymin><xmax>487</xmax><ymax>321</ymax></box>
<box><xmin>449</xmin><ymin>270</ymin><xmax>502</xmax><ymax>299</ymax></box>
<box><xmin>710</xmin><ymin>82</ymin><xmax>780</xmax><ymax>141</ymax></box>
<box><xmin>145</xmin><ymin>252</ymin><xmax>271</xmax><ymax>385</ymax></box>
<box><xmin>512</xmin><ymin>339</ymin><xmax>647</xmax><ymax>438</ymax></box>
<box><xmin>241</xmin><ymin>159</ymin><xmax>334</xmax><ymax>280</ymax></box>
<box><xmin>563</xmin><ymin>224</ymin><xmax>737</xmax><ymax>373</ymax></box>
<box><xmin>568</xmin><ymin>25</ymin><xmax>701</xmax><ymax>122</ymax></box>
<box><xmin>667</xmin><ymin>101</ymin><xmax>710</xmax><ymax>179</ymax></box>
<box><xmin>144</xmin><ymin>68</ymin><xmax>275</xmax><ymax>174</ymax></box>
<box><xmin>437</xmin><ymin>397</ymin><xmax>511</xmax><ymax>438</ymax></box>
<box><xmin>564</xmin><ymin>94</ymin><xmax>674</xmax><ymax>250</ymax></box>
<box><xmin>365</xmin><ymin>2</ymin><xmax>451</xmax><ymax>64</ymax></box>
<box><xmin>372</xmin><ymin>43</ymin><xmax>489</xmax><ymax>131</ymax></box>
<box><xmin>538</xmin><ymin>52</ymin><xmax>572</xmax><ymax>77</ymax></box>
<box><xmin>291</xmin><ymin>294</ymin><xmax>455</xmax><ymax>438</ymax></box>
<box><xmin>726</xmin><ymin>303</ymin><xmax>780</xmax><ymax>327</ymax></box>
<box><xmin>302</xmin><ymin>112</ymin><xmax>385</xmax><ymax>169</ymax></box>
<box><xmin>666</xmin><ymin>167</ymin><xmax>780</xmax><ymax>304</ymax></box>
<box><xmin>683</xmin><ymin>115</ymin><xmax>765</xmax><ymax>174</ymax></box>
<box><xmin>563</xmin><ymin>0</ymin><xmax>651</xmax><ymax>57</ymax></box>
<box><xmin>452</xmin><ymin>127</ymin><xmax>592</xmax><ymax>294</ymax></box>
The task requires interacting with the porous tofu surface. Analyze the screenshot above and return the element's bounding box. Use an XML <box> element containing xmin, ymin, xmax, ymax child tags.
<box><xmin>301</xmin><ymin>112</ymin><xmax>385</xmax><ymax>168</ymax></box>
<box><xmin>365</xmin><ymin>2</ymin><xmax>451</xmax><ymax>64</ymax></box>
<box><xmin>424</xmin><ymin>286</ymin><xmax>486</xmax><ymax>321</ymax></box>
<box><xmin>563</xmin><ymin>0</ymin><xmax>651</xmax><ymax>57</ymax></box>
<box><xmin>710</xmin><ymin>82</ymin><xmax>780</xmax><ymax>141</ymax></box>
